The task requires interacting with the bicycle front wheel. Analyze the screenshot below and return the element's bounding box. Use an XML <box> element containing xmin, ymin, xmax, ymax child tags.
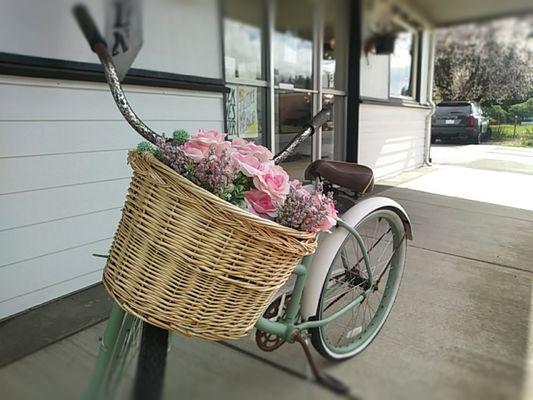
<box><xmin>310</xmin><ymin>208</ymin><xmax>407</xmax><ymax>361</ymax></box>
<box><xmin>133</xmin><ymin>322</ymin><xmax>169</xmax><ymax>400</ymax></box>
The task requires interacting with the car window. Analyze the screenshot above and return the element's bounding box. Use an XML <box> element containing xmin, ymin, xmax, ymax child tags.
<box><xmin>435</xmin><ymin>105</ymin><xmax>471</xmax><ymax>115</ymax></box>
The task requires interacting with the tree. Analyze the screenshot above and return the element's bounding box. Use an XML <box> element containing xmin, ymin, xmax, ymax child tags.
<box><xmin>509</xmin><ymin>98</ymin><xmax>533</xmax><ymax>119</ymax></box>
<box><xmin>486</xmin><ymin>104</ymin><xmax>509</xmax><ymax>124</ymax></box>
<box><xmin>434</xmin><ymin>16</ymin><xmax>533</xmax><ymax>105</ymax></box>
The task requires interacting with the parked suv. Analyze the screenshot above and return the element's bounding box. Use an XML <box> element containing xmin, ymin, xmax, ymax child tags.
<box><xmin>431</xmin><ymin>101</ymin><xmax>490</xmax><ymax>144</ymax></box>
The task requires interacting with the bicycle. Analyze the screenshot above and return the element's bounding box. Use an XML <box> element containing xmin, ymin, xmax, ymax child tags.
<box><xmin>73</xmin><ymin>5</ymin><xmax>412</xmax><ymax>399</ymax></box>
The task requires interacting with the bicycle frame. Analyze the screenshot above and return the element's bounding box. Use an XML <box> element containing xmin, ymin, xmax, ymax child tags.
<box><xmin>254</xmin><ymin>220</ymin><xmax>373</xmax><ymax>341</ymax></box>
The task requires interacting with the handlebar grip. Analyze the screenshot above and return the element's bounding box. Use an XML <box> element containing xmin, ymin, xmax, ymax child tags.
<box><xmin>308</xmin><ymin>103</ymin><xmax>332</xmax><ymax>131</ymax></box>
<box><xmin>72</xmin><ymin>4</ymin><xmax>107</xmax><ymax>52</ymax></box>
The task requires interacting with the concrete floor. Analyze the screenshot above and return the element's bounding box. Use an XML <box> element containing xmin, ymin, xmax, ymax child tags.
<box><xmin>1</xmin><ymin>144</ymin><xmax>532</xmax><ymax>400</ymax></box>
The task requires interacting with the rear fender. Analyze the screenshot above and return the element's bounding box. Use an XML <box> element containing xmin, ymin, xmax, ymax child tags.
<box><xmin>300</xmin><ymin>197</ymin><xmax>412</xmax><ymax>320</ymax></box>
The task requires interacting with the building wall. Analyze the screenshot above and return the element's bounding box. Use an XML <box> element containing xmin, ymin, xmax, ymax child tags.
<box><xmin>358</xmin><ymin>104</ymin><xmax>428</xmax><ymax>178</ymax></box>
<box><xmin>0</xmin><ymin>77</ymin><xmax>224</xmax><ymax>320</ymax></box>
<box><xmin>0</xmin><ymin>0</ymin><xmax>222</xmax><ymax>79</ymax></box>
<box><xmin>358</xmin><ymin>25</ymin><xmax>432</xmax><ymax>178</ymax></box>
<box><xmin>0</xmin><ymin>0</ymin><xmax>224</xmax><ymax>320</ymax></box>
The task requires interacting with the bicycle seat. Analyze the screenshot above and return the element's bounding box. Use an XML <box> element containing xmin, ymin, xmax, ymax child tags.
<box><xmin>305</xmin><ymin>160</ymin><xmax>374</xmax><ymax>194</ymax></box>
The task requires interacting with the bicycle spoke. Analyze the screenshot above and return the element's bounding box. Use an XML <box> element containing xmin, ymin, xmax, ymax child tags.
<box><xmin>316</xmin><ymin>210</ymin><xmax>408</xmax><ymax>359</ymax></box>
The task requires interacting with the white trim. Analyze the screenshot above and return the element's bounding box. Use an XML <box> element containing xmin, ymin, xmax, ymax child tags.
<box><xmin>226</xmin><ymin>78</ymin><xmax>268</xmax><ymax>87</ymax></box>
<box><xmin>267</xmin><ymin>0</ymin><xmax>276</xmax><ymax>154</ymax></box>
<box><xmin>424</xmin><ymin>30</ymin><xmax>437</xmax><ymax>166</ymax></box>
<box><xmin>321</xmin><ymin>88</ymin><xmax>347</xmax><ymax>96</ymax></box>
<box><xmin>274</xmin><ymin>86</ymin><xmax>319</xmax><ymax>94</ymax></box>
<box><xmin>0</xmin><ymin>75</ymin><xmax>223</xmax><ymax>99</ymax></box>
<box><xmin>312</xmin><ymin>2</ymin><xmax>324</xmax><ymax>162</ymax></box>
<box><xmin>389</xmin><ymin>28</ymin><xmax>419</xmax><ymax>101</ymax></box>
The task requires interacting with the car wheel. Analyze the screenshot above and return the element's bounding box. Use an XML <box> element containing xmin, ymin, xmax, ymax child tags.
<box><xmin>470</xmin><ymin>132</ymin><xmax>481</xmax><ymax>145</ymax></box>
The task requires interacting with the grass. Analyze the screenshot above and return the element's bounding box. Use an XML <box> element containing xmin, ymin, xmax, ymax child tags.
<box><xmin>490</xmin><ymin>125</ymin><xmax>533</xmax><ymax>147</ymax></box>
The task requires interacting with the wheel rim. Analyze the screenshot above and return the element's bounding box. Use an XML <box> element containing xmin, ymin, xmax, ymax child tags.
<box><xmin>317</xmin><ymin>210</ymin><xmax>406</xmax><ymax>357</ymax></box>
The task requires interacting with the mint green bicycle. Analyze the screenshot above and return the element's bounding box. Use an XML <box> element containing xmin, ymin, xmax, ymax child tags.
<box><xmin>73</xmin><ymin>5</ymin><xmax>412</xmax><ymax>399</ymax></box>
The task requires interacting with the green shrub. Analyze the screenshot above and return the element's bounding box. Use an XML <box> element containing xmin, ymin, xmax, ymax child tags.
<box><xmin>486</xmin><ymin>105</ymin><xmax>509</xmax><ymax>124</ymax></box>
<box><xmin>520</xmin><ymin>138</ymin><xmax>533</xmax><ymax>147</ymax></box>
<box><xmin>137</xmin><ymin>141</ymin><xmax>162</xmax><ymax>159</ymax></box>
<box><xmin>509</xmin><ymin>98</ymin><xmax>533</xmax><ymax>120</ymax></box>
<box><xmin>172</xmin><ymin>129</ymin><xmax>190</xmax><ymax>145</ymax></box>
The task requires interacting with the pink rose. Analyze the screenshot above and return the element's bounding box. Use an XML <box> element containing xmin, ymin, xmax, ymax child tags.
<box><xmin>232</xmin><ymin>137</ymin><xmax>254</xmax><ymax>150</ymax></box>
<box><xmin>251</xmin><ymin>146</ymin><xmax>273</xmax><ymax>162</ymax></box>
<box><xmin>309</xmin><ymin>195</ymin><xmax>338</xmax><ymax>233</ymax></box>
<box><xmin>180</xmin><ymin>141</ymin><xmax>208</xmax><ymax>161</ymax></box>
<box><xmin>232</xmin><ymin>152</ymin><xmax>273</xmax><ymax>177</ymax></box>
<box><xmin>180</xmin><ymin>130</ymin><xmax>227</xmax><ymax>161</ymax></box>
<box><xmin>235</xmin><ymin>154</ymin><xmax>262</xmax><ymax>176</ymax></box>
<box><xmin>195</xmin><ymin>129</ymin><xmax>226</xmax><ymax>144</ymax></box>
<box><xmin>215</xmin><ymin>141</ymin><xmax>233</xmax><ymax>158</ymax></box>
<box><xmin>253</xmin><ymin>165</ymin><xmax>290</xmax><ymax>205</ymax></box>
<box><xmin>231</xmin><ymin>137</ymin><xmax>273</xmax><ymax>162</ymax></box>
<box><xmin>244</xmin><ymin>190</ymin><xmax>278</xmax><ymax>218</ymax></box>
<box><xmin>290</xmin><ymin>179</ymin><xmax>301</xmax><ymax>189</ymax></box>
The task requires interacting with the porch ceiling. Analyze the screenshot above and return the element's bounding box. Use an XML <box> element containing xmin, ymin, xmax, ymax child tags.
<box><xmin>404</xmin><ymin>0</ymin><xmax>533</xmax><ymax>26</ymax></box>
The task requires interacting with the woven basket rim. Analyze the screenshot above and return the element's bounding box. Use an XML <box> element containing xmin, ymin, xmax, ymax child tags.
<box><xmin>128</xmin><ymin>149</ymin><xmax>317</xmax><ymax>241</ymax></box>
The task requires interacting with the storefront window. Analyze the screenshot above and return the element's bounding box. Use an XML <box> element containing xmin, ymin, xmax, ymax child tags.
<box><xmin>274</xmin><ymin>0</ymin><xmax>313</xmax><ymax>89</ymax></box>
<box><xmin>322</xmin><ymin>0</ymin><xmax>349</xmax><ymax>90</ymax></box>
<box><xmin>223</xmin><ymin>0</ymin><xmax>263</xmax><ymax>80</ymax></box>
<box><xmin>226</xmin><ymin>85</ymin><xmax>264</xmax><ymax>144</ymax></box>
<box><xmin>223</xmin><ymin>0</ymin><xmax>348</xmax><ymax>172</ymax></box>
<box><xmin>275</xmin><ymin>92</ymin><xmax>313</xmax><ymax>179</ymax></box>
<box><xmin>321</xmin><ymin>94</ymin><xmax>335</xmax><ymax>160</ymax></box>
<box><xmin>390</xmin><ymin>31</ymin><xmax>415</xmax><ymax>98</ymax></box>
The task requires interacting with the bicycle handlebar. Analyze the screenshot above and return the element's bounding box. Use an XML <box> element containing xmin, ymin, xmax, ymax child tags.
<box><xmin>72</xmin><ymin>3</ymin><xmax>162</xmax><ymax>145</ymax></box>
<box><xmin>308</xmin><ymin>104</ymin><xmax>333</xmax><ymax>132</ymax></box>
<box><xmin>72</xmin><ymin>3</ymin><xmax>330</xmax><ymax>160</ymax></box>
<box><xmin>273</xmin><ymin>103</ymin><xmax>332</xmax><ymax>165</ymax></box>
<box><xmin>73</xmin><ymin>5</ymin><xmax>107</xmax><ymax>52</ymax></box>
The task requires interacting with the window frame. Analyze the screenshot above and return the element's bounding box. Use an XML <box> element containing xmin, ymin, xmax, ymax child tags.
<box><xmin>222</xmin><ymin>0</ymin><xmax>269</xmax><ymax>146</ymax></box>
<box><xmin>222</xmin><ymin>0</ymin><xmax>349</xmax><ymax>161</ymax></box>
<box><xmin>388</xmin><ymin>17</ymin><xmax>420</xmax><ymax>101</ymax></box>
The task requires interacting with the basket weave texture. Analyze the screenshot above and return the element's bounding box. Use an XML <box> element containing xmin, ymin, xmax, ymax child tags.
<box><xmin>103</xmin><ymin>150</ymin><xmax>317</xmax><ymax>340</ymax></box>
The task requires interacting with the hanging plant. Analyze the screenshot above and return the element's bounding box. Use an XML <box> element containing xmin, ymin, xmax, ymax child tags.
<box><xmin>373</xmin><ymin>32</ymin><xmax>398</xmax><ymax>54</ymax></box>
<box><xmin>362</xmin><ymin>0</ymin><xmax>399</xmax><ymax>55</ymax></box>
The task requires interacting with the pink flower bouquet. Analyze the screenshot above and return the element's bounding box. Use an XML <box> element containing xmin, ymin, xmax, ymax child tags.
<box><xmin>138</xmin><ymin>129</ymin><xmax>337</xmax><ymax>233</ymax></box>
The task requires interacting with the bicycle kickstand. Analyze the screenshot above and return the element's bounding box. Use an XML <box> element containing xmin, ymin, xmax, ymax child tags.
<box><xmin>292</xmin><ymin>332</ymin><xmax>351</xmax><ymax>396</ymax></box>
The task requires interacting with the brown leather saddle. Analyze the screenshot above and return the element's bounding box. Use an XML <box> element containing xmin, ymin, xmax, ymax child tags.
<box><xmin>305</xmin><ymin>160</ymin><xmax>374</xmax><ymax>194</ymax></box>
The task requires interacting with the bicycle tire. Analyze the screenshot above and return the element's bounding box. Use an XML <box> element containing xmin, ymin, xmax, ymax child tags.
<box><xmin>310</xmin><ymin>209</ymin><xmax>407</xmax><ymax>361</ymax></box>
<box><xmin>133</xmin><ymin>322</ymin><xmax>169</xmax><ymax>400</ymax></box>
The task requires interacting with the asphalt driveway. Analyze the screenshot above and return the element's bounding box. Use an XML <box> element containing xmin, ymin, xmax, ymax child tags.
<box><xmin>0</xmin><ymin>143</ymin><xmax>532</xmax><ymax>400</ymax></box>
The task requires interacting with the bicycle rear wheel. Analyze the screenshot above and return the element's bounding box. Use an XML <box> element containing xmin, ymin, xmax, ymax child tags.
<box><xmin>310</xmin><ymin>209</ymin><xmax>407</xmax><ymax>361</ymax></box>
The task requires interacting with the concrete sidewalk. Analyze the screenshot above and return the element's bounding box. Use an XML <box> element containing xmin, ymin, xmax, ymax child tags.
<box><xmin>1</xmin><ymin>167</ymin><xmax>532</xmax><ymax>400</ymax></box>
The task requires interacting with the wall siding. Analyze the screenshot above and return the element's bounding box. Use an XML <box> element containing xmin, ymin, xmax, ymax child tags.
<box><xmin>0</xmin><ymin>77</ymin><xmax>224</xmax><ymax>319</ymax></box>
<box><xmin>0</xmin><ymin>0</ymin><xmax>222</xmax><ymax>79</ymax></box>
<box><xmin>358</xmin><ymin>104</ymin><xmax>428</xmax><ymax>179</ymax></box>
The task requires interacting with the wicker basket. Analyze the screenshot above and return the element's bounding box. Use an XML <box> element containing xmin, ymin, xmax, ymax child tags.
<box><xmin>103</xmin><ymin>150</ymin><xmax>317</xmax><ymax>340</ymax></box>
